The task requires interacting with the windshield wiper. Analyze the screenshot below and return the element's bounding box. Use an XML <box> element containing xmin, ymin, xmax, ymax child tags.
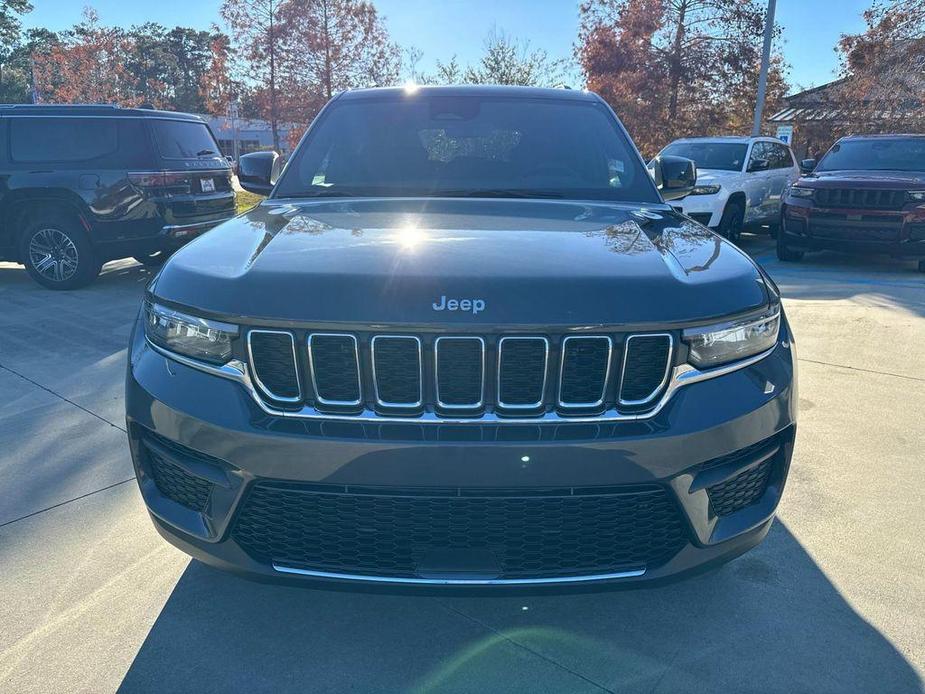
<box><xmin>434</xmin><ymin>189</ymin><xmax>565</xmax><ymax>199</ymax></box>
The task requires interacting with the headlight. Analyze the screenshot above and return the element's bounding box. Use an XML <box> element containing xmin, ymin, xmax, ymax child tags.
<box><xmin>144</xmin><ymin>301</ymin><xmax>238</xmax><ymax>364</ymax></box>
<box><xmin>906</xmin><ymin>190</ymin><xmax>925</xmax><ymax>201</ymax></box>
<box><xmin>689</xmin><ymin>184</ymin><xmax>721</xmax><ymax>195</ymax></box>
<box><xmin>683</xmin><ymin>305</ymin><xmax>780</xmax><ymax>368</ymax></box>
<box><xmin>788</xmin><ymin>186</ymin><xmax>814</xmax><ymax>199</ymax></box>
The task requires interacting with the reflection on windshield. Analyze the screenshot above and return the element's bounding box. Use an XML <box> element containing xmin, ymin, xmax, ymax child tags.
<box><xmin>817</xmin><ymin>138</ymin><xmax>925</xmax><ymax>172</ymax></box>
<box><xmin>273</xmin><ymin>94</ymin><xmax>660</xmax><ymax>203</ymax></box>
<box><xmin>661</xmin><ymin>142</ymin><xmax>747</xmax><ymax>172</ymax></box>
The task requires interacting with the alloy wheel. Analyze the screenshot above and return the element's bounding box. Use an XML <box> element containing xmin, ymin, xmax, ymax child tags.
<box><xmin>28</xmin><ymin>228</ymin><xmax>80</xmax><ymax>283</ymax></box>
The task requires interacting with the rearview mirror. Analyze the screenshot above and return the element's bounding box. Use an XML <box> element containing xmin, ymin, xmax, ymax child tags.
<box><xmin>648</xmin><ymin>155</ymin><xmax>697</xmax><ymax>201</ymax></box>
<box><xmin>800</xmin><ymin>158</ymin><xmax>816</xmax><ymax>174</ymax></box>
<box><xmin>238</xmin><ymin>151</ymin><xmax>281</xmax><ymax>196</ymax></box>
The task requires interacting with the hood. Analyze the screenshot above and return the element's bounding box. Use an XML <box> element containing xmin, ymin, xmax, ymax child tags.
<box><xmin>803</xmin><ymin>170</ymin><xmax>925</xmax><ymax>188</ymax></box>
<box><xmin>692</xmin><ymin>169</ymin><xmax>740</xmax><ymax>183</ymax></box>
<box><xmin>153</xmin><ymin>198</ymin><xmax>769</xmax><ymax>326</ymax></box>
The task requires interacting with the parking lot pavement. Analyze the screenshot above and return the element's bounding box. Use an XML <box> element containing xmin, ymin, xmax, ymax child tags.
<box><xmin>1</xmin><ymin>239</ymin><xmax>923</xmax><ymax>694</ymax></box>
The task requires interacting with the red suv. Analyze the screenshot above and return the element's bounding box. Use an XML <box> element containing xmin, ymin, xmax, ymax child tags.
<box><xmin>779</xmin><ymin>134</ymin><xmax>925</xmax><ymax>272</ymax></box>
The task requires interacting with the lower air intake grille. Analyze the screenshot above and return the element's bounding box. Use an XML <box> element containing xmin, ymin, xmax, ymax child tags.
<box><xmin>248</xmin><ymin>331</ymin><xmax>299</xmax><ymax>400</ymax></box>
<box><xmin>232</xmin><ymin>483</ymin><xmax>688</xmax><ymax>579</ymax></box>
<box><xmin>147</xmin><ymin>448</ymin><xmax>213</xmax><ymax>512</ymax></box>
<box><xmin>707</xmin><ymin>457</ymin><xmax>774</xmax><ymax>516</ymax></box>
<box><xmin>620</xmin><ymin>335</ymin><xmax>671</xmax><ymax>404</ymax></box>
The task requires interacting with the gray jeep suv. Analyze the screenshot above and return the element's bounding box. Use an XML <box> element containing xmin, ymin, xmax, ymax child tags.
<box><xmin>126</xmin><ymin>86</ymin><xmax>796</xmax><ymax>588</ymax></box>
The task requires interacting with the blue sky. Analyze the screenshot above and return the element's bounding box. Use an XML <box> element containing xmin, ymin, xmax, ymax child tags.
<box><xmin>28</xmin><ymin>0</ymin><xmax>872</xmax><ymax>92</ymax></box>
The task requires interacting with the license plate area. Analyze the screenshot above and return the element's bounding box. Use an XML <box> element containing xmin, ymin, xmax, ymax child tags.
<box><xmin>200</xmin><ymin>178</ymin><xmax>216</xmax><ymax>193</ymax></box>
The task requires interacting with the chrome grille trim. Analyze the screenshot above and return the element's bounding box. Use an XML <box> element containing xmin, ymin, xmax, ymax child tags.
<box><xmin>147</xmin><ymin>337</ymin><xmax>777</xmax><ymax>424</ymax></box>
<box><xmin>307</xmin><ymin>333</ymin><xmax>362</xmax><ymax>407</ymax></box>
<box><xmin>497</xmin><ymin>336</ymin><xmax>549</xmax><ymax>410</ymax></box>
<box><xmin>246</xmin><ymin>330</ymin><xmax>301</xmax><ymax>403</ymax></box>
<box><xmin>618</xmin><ymin>333</ymin><xmax>673</xmax><ymax>406</ymax></box>
<box><xmin>371</xmin><ymin>335</ymin><xmax>423</xmax><ymax>408</ymax></box>
<box><xmin>434</xmin><ymin>336</ymin><xmax>486</xmax><ymax>409</ymax></box>
<box><xmin>272</xmin><ymin>563</ymin><xmax>646</xmax><ymax>585</ymax></box>
<box><xmin>557</xmin><ymin>336</ymin><xmax>613</xmax><ymax>409</ymax></box>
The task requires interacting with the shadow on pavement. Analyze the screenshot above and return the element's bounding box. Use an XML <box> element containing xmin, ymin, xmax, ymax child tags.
<box><xmin>735</xmin><ymin>233</ymin><xmax>925</xmax><ymax>317</ymax></box>
<box><xmin>117</xmin><ymin>521</ymin><xmax>922</xmax><ymax>693</ymax></box>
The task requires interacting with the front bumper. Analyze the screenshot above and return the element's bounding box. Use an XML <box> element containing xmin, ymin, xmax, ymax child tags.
<box><xmin>782</xmin><ymin>201</ymin><xmax>925</xmax><ymax>257</ymax></box>
<box><xmin>674</xmin><ymin>194</ymin><xmax>723</xmax><ymax>227</ymax></box>
<box><xmin>126</xmin><ymin>315</ymin><xmax>797</xmax><ymax>590</ymax></box>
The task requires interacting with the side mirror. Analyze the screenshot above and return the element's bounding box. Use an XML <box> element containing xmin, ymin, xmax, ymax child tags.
<box><xmin>648</xmin><ymin>155</ymin><xmax>697</xmax><ymax>201</ymax></box>
<box><xmin>748</xmin><ymin>158</ymin><xmax>770</xmax><ymax>172</ymax></box>
<box><xmin>800</xmin><ymin>158</ymin><xmax>816</xmax><ymax>174</ymax></box>
<box><xmin>238</xmin><ymin>151</ymin><xmax>281</xmax><ymax>196</ymax></box>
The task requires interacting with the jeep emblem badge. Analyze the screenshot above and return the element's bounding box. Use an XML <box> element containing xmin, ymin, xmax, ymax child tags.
<box><xmin>432</xmin><ymin>295</ymin><xmax>485</xmax><ymax>314</ymax></box>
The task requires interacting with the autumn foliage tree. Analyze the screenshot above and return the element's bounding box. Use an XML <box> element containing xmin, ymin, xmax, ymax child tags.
<box><xmin>577</xmin><ymin>0</ymin><xmax>788</xmax><ymax>156</ymax></box>
<box><xmin>33</xmin><ymin>8</ymin><xmax>141</xmax><ymax>105</ymax></box>
<box><xmin>833</xmin><ymin>0</ymin><xmax>925</xmax><ymax>132</ymax></box>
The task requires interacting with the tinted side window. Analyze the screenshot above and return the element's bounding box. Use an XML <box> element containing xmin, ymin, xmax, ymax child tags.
<box><xmin>770</xmin><ymin>143</ymin><xmax>793</xmax><ymax>169</ymax></box>
<box><xmin>150</xmin><ymin>120</ymin><xmax>220</xmax><ymax>159</ymax></box>
<box><xmin>748</xmin><ymin>141</ymin><xmax>771</xmax><ymax>169</ymax></box>
<box><xmin>10</xmin><ymin>118</ymin><xmax>117</xmax><ymax>163</ymax></box>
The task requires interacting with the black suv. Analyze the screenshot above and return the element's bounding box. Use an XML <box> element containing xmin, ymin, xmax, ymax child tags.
<box><xmin>0</xmin><ymin>104</ymin><xmax>235</xmax><ymax>289</ymax></box>
<box><xmin>127</xmin><ymin>86</ymin><xmax>796</xmax><ymax>588</ymax></box>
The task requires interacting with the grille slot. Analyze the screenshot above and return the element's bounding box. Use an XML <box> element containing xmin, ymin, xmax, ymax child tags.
<box><xmin>232</xmin><ymin>483</ymin><xmax>688</xmax><ymax>579</ymax></box>
<box><xmin>308</xmin><ymin>334</ymin><xmax>362</xmax><ymax>406</ymax></box>
<box><xmin>435</xmin><ymin>337</ymin><xmax>485</xmax><ymax>408</ymax></box>
<box><xmin>372</xmin><ymin>336</ymin><xmax>422</xmax><ymax>407</ymax></box>
<box><xmin>619</xmin><ymin>334</ymin><xmax>672</xmax><ymax>405</ymax></box>
<box><xmin>247</xmin><ymin>330</ymin><xmax>300</xmax><ymax>401</ymax></box>
<box><xmin>814</xmin><ymin>188</ymin><xmax>906</xmax><ymax>210</ymax></box>
<box><xmin>498</xmin><ymin>337</ymin><xmax>548</xmax><ymax>409</ymax></box>
<box><xmin>707</xmin><ymin>457</ymin><xmax>774</xmax><ymax>516</ymax></box>
<box><xmin>558</xmin><ymin>336</ymin><xmax>612</xmax><ymax>408</ymax></box>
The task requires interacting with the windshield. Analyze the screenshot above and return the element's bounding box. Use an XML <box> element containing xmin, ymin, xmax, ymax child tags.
<box><xmin>816</xmin><ymin>137</ymin><xmax>925</xmax><ymax>172</ymax></box>
<box><xmin>273</xmin><ymin>94</ymin><xmax>658</xmax><ymax>202</ymax></box>
<box><xmin>151</xmin><ymin>119</ymin><xmax>222</xmax><ymax>160</ymax></box>
<box><xmin>660</xmin><ymin>142</ymin><xmax>747</xmax><ymax>172</ymax></box>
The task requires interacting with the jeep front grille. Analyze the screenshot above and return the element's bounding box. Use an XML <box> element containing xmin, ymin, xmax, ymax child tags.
<box><xmin>813</xmin><ymin>187</ymin><xmax>906</xmax><ymax>210</ymax></box>
<box><xmin>247</xmin><ymin>329</ymin><xmax>674</xmax><ymax>418</ymax></box>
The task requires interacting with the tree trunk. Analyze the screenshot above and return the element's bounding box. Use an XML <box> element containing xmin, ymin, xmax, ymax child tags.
<box><xmin>269</xmin><ymin>0</ymin><xmax>280</xmax><ymax>151</ymax></box>
<box><xmin>668</xmin><ymin>0</ymin><xmax>688</xmax><ymax>122</ymax></box>
<box><xmin>322</xmin><ymin>0</ymin><xmax>332</xmax><ymax>101</ymax></box>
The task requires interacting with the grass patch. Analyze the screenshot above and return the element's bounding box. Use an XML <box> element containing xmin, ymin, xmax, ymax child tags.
<box><xmin>236</xmin><ymin>189</ymin><xmax>265</xmax><ymax>213</ymax></box>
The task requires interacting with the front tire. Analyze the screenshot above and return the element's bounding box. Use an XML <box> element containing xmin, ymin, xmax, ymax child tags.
<box><xmin>19</xmin><ymin>212</ymin><xmax>101</xmax><ymax>290</ymax></box>
<box><xmin>776</xmin><ymin>233</ymin><xmax>804</xmax><ymax>262</ymax></box>
<box><xmin>717</xmin><ymin>201</ymin><xmax>745</xmax><ymax>243</ymax></box>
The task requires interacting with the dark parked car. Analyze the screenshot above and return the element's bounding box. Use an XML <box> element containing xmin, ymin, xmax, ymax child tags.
<box><xmin>127</xmin><ymin>86</ymin><xmax>796</xmax><ymax>588</ymax></box>
<box><xmin>0</xmin><ymin>104</ymin><xmax>235</xmax><ymax>289</ymax></box>
<box><xmin>780</xmin><ymin>134</ymin><xmax>925</xmax><ymax>270</ymax></box>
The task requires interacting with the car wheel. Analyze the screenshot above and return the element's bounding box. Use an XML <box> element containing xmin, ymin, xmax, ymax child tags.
<box><xmin>717</xmin><ymin>201</ymin><xmax>745</xmax><ymax>243</ymax></box>
<box><xmin>19</xmin><ymin>213</ymin><xmax>101</xmax><ymax>290</ymax></box>
<box><xmin>133</xmin><ymin>251</ymin><xmax>168</xmax><ymax>267</ymax></box>
<box><xmin>776</xmin><ymin>233</ymin><xmax>804</xmax><ymax>262</ymax></box>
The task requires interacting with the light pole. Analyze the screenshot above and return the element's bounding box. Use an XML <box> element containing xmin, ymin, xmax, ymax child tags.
<box><xmin>752</xmin><ymin>0</ymin><xmax>777</xmax><ymax>136</ymax></box>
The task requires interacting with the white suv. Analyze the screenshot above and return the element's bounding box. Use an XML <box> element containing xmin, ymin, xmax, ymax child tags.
<box><xmin>657</xmin><ymin>136</ymin><xmax>800</xmax><ymax>241</ymax></box>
